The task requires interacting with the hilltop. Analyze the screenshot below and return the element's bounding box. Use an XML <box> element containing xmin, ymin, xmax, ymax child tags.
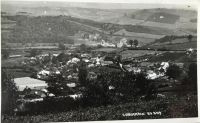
<box><xmin>1</xmin><ymin>3</ymin><xmax>197</xmax><ymax>48</ymax></box>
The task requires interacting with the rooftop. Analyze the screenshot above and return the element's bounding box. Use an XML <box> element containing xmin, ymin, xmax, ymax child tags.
<box><xmin>14</xmin><ymin>77</ymin><xmax>48</xmax><ymax>91</ymax></box>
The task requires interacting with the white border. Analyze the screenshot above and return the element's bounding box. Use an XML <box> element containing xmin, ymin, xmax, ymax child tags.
<box><xmin>1</xmin><ymin>0</ymin><xmax>200</xmax><ymax>123</ymax></box>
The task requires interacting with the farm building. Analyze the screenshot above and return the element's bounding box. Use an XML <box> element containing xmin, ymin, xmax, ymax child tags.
<box><xmin>9</xmin><ymin>55</ymin><xmax>22</xmax><ymax>58</ymax></box>
<box><xmin>117</xmin><ymin>38</ymin><xmax>131</xmax><ymax>48</ymax></box>
<box><xmin>37</xmin><ymin>70</ymin><xmax>50</xmax><ymax>79</ymax></box>
<box><xmin>14</xmin><ymin>77</ymin><xmax>48</xmax><ymax>91</ymax></box>
<box><xmin>100</xmin><ymin>40</ymin><xmax>116</xmax><ymax>47</ymax></box>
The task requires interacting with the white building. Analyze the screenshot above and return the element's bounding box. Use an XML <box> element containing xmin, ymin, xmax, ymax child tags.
<box><xmin>14</xmin><ymin>77</ymin><xmax>48</xmax><ymax>91</ymax></box>
<box><xmin>100</xmin><ymin>40</ymin><xmax>115</xmax><ymax>47</ymax></box>
<box><xmin>37</xmin><ymin>70</ymin><xmax>50</xmax><ymax>79</ymax></box>
<box><xmin>117</xmin><ymin>38</ymin><xmax>130</xmax><ymax>48</ymax></box>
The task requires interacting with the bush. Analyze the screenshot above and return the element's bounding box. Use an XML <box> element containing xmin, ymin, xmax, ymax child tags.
<box><xmin>81</xmin><ymin>70</ymin><xmax>157</xmax><ymax>107</ymax></box>
<box><xmin>97</xmin><ymin>44</ymin><xmax>102</xmax><ymax>48</ymax></box>
<box><xmin>46</xmin><ymin>74</ymin><xmax>74</xmax><ymax>96</ymax></box>
<box><xmin>1</xmin><ymin>49</ymin><xmax>10</xmax><ymax>59</ymax></box>
<box><xmin>78</xmin><ymin>60</ymin><xmax>88</xmax><ymax>86</ymax></box>
<box><xmin>182</xmin><ymin>63</ymin><xmax>197</xmax><ymax>92</ymax></box>
<box><xmin>29</xmin><ymin>49</ymin><xmax>41</xmax><ymax>57</ymax></box>
<box><xmin>15</xmin><ymin>96</ymin><xmax>78</xmax><ymax>115</ymax></box>
<box><xmin>166</xmin><ymin>64</ymin><xmax>181</xmax><ymax>80</ymax></box>
<box><xmin>81</xmin><ymin>80</ymin><xmax>110</xmax><ymax>107</ymax></box>
<box><xmin>56</xmin><ymin>52</ymin><xmax>70</xmax><ymax>62</ymax></box>
<box><xmin>58</xmin><ymin>43</ymin><xmax>66</xmax><ymax>50</ymax></box>
<box><xmin>188</xmin><ymin>63</ymin><xmax>197</xmax><ymax>83</ymax></box>
<box><xmin>2</xmin><ymin>70</ymin><xmax>19</xmax><ymax>115</ymax></box>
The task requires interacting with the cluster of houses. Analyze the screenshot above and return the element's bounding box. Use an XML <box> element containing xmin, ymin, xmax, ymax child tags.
<box><xmin>13</xmin><ymin>43</ymin><xmax>194</xmax><ymax>113</ymax></box>
<box><xmin>77</xmin><ymin>31</ymin><xmax>138</xmax><ymax>48</ymax></box>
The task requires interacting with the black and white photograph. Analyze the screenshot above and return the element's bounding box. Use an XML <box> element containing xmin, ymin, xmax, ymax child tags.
<box><xmin>1</xmin><ymin>0</ymin><xmax>199</xmax><ymax>122</ymax></box>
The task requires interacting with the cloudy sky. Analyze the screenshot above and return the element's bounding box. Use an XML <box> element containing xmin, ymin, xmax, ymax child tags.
<box><xmin>1</xmin><ymin>0</ymin><xmax>198</xmax><ymax>10</ymax></box>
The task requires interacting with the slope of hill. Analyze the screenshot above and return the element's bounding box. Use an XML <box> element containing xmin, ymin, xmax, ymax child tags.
<box><xmin>1</xmin><ymin>3</ymin><xmax>197</xmax><ymax>46</ymax></box>
<box><xmin>144</xmin><ymin>36</ymin><xmax>197</xmax><ymax>50</ymax></box>
<box><xmin>146</xmin><ymin>12</ymin><xmax>180</xmax><ymax>24</ymax></box>
<box><xmin>1</xmin><ymin>15</ymin><xmax>104</xmax><ymax>44</ymax></box>
<box><xmin>114</xmin><ymin>29</ymin><xmax>164</xmax><ymax>39</ymax></box>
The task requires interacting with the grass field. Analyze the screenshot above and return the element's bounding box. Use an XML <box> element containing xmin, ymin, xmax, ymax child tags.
<box><xmin>120</xmin><ymin>50</ymin><xmax>166</xmax><ymax>59</ymax></box>
<box><xmin>2</xmin><ymin>94</ymin><xmax>197</xmax><ymax>122</ymax></box>
<box><xmin>150</xmin><ymin>42</ymin><xmax>197</xmax><ymax>50</ymax></box>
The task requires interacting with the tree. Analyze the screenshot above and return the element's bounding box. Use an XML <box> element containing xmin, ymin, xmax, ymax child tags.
<box><xmin>188</xmin><ymin>63</ymin><xmax>197</xmax><ymax>90</ymax></box>
<box><xmin>30</xmin><ymin>49</ymin><xmax>40</xmax><ymax>57</ymax></box>
<box><xmin>79</xmin><ymin>44</ymin><xmax>87</xmax><ymax>52</ymax></box>
<box><xmin>78</xmin><ymin>59</ymin><xmax>88</xmax><ymax>86</ymax></box>
<box><xmin>188</xmin><ymin>34</ymin><xmax>193</xmax><ymax>42</ymax></box>
<box><xmin>2</xmin><ymin>49</ymin><xmax>10</xmax><ymax>59</ymax></box>
<box><xmin>2</xmin><ymin>70</ymin><xmax>19</xmax><ymax>114</ymax></box>
<box><xmin>58</xmin><ymin>43</ymin><xmax>66</xmax><ymax>50</ymax></box>
<box><xmin>129</xmin><ymin>40</ymin><xmax>134</xmax><ymax>47</ymax></box>
<box><xmin>133</xmin><ymin>39</ymin><xmax>139</xmax><ymax>48</ymax></box>
<box><xmin>188</xmin><ymin>63</ymin><xmax>197</xmax><ymax>82</ymax></box>
<box><xmin>97</xmin><ymin>44</ymin><xmax>102</xmax><ymax>48</ymax></box>
<box><xmin>169</xmin><ymin>35</ymin><xmax>175</xmax><ymax>44</ymax></box>
<box><xmin>42</xmin><ymin>55</ymin><xmax>51</xmax><ymax>64</ymax></box>
<box><xmin>46</xmin><ymin>74</ymin><xmax>72</xmax><ymax>96</ymax></box>
<box><xmin>52</xmin><ymin>56</ymin><xmax>58</xmax><ymax>64</ymax></box>
<box><xmin>166</xmin><ymin>64</ymin><xmax>181</xmax><ymax>81</ymax></box>
<box><xmin>56</xmin><ymin>52</ymin><xmax>70</xmax><ymax>63</ymax></box>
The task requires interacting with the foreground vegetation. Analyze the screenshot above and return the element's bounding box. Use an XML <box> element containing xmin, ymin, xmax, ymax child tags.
<box><xmin>2</xmin><ymin>94</ymin><xmax>197</xmax><ymax>122</ymax></box>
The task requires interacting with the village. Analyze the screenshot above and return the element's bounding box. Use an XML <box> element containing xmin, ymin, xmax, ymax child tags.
<box><xmin>8</xmin><ymin>33</ymin><xmax>196</xmax><ymax>113</ymax></box>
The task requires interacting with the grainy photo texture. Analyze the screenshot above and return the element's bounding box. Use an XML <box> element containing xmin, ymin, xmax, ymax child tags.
<box><xmin>1</xmin><ymin>1</ymin><xmax>198</xmax><ymax>122</ymax></box>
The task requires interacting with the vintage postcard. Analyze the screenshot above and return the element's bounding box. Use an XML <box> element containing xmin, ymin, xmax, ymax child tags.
<box><xmin>1</xmin><ymin>0</ymin><xmax>199</xmax><ymax>123</ymax></box>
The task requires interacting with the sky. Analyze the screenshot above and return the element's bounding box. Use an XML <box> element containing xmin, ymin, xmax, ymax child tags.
<box><xmin>1</xmin><ymin>0</ymin><xmax>199</xmax><ymax>10</ymax></box>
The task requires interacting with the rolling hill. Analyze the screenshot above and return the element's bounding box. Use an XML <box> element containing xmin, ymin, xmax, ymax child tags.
<box><xmin>1</xmin><ymin>15</ymin><xmax>104</xmax><ymax>44</ymax></box>
<box><xmin>144</xmin><ymin>35</ymin><xmax>197</xmax><ymax>50</ymax></box>
<box><xmin>1</xmin><ymin>2</ymin><xmax>197</xmax><ymax>48</ymax></box>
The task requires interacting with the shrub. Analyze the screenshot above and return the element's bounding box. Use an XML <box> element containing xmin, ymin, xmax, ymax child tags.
<box><xmin>15</xmin><ymin>96</ymin><xmax>77</xmax><ymax>115</ymax></box>
<box><xmin>78</xmin><ymin>60</ymin><xmax>88</xmax><ymax>86</ymax></box>
<box><xmin>182</xmin><ymin>63</ymin><xmax>197</xmax><ymax>92</ymax></box>
<box><xmin>1</xmin><ymin>49</ymin><xmax>10</xmax><ymax>59</ymax></box>
<box><xmin>58</xmin><ymin>43</ymin><xmax>66</xmax><ymax>50</ymax></box>
<box><xmin>46</xmin><ymin>74</ymin><xmax>73</xmax><ymax>96</ymax></box>
<box><xmin>29</xmin><ymin>49</ymin><xmax>41</xmax><ymax>57</ymax></box>
<box><xmin>166</xmin><ymin>64</ymin><xmax>181</xmax><ymax>80</ymax></box>
<box><xmin>81</xmin><ymin>70</ymin><xmax>157</xmax><ymax>106</ymax></box>
<box><xmin>97</xmin><ymin>44</ymin><xmax>102</xmax><ymax>48</ymax></box>
<box><xmin>188</xmin><ymin>63</ymin><xmax>197</xmax><ymax>83</ymax></box>
<box><xmin>56</xmin><ymin>52</ymin><xmax>70</xmax><ymax>62</ymax></box>
<box><xmin>81</xmin><ymin>79</ymin><xmax>110</xmax><ymax>107</ymax></box>
<box><xmin>2</xmin><ymin>70</ymin><xmax>19</xmax><ymax>115</ymax></box>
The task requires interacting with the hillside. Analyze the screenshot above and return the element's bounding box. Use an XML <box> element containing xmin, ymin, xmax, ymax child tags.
<box><xmin>1</xmin><ymin>15</ymin><xmax>104</xmax><ymax>44</ymax></box>
<box><xmin>1</xmin><ymin>3</ymin><xmax>197</xmax><ymax>46</ymax></box>
<box><xmin>2</xmin><ymin>2</ymin><xmax>197</xmax><ymax>31</ymax></box>
<box><xmin>144</xmin><ymin>35</ymin><xmax>197</xmax><ymax>50</ymax></box>
<box><xmin>0</xmin><ymin>14</ymin><xmax>169</xmax><ymax>46</ymax></box>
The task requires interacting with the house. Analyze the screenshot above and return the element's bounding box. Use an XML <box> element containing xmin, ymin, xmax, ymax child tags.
<box><xmin>117</xmin><ymin>38</ymin><xmax>130</xmax><ymax>48</ymax></box>
<box><xmin>9</xmin><ymin>55</ymin><xmax>22</xmax><ymax>58</ymax></box>
<box><xmin>66</xmin><ymin>83</ymin><xmax>76</xmax><ymax>88</ymax></box>
<box><xmin>37</xmin><ymin>70</ymin><xmax>50</xmax><ymax>79</ymax></box>
<box><xmin>67</xmin><ymin>57</ymin><xmax>80</xmax><ymax>65</ymax></box>
<box><xmin>14</xmin><ymin>77</ymin><xmax>48</xmax><ymax>91</ymax></box>
<box><xmin>159</xmin><ymin>62</ymin><xmax>169</xmax><ymax>72</ymax></box>
<box><xmin>100</xmin><ymin>40</ymin><xmax>115</xmax><ymax>47</ymax></box>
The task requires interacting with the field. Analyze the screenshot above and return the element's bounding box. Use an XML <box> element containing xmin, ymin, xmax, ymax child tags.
<box><xmin>2</xmin><ymin>94</ymin><xmax>197</xmax><ymax>122</ymax></box>
<box><xmin>149</xmin><ymin>42</ymin><xmax>197</xmax><ymax>50</ymax></box>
